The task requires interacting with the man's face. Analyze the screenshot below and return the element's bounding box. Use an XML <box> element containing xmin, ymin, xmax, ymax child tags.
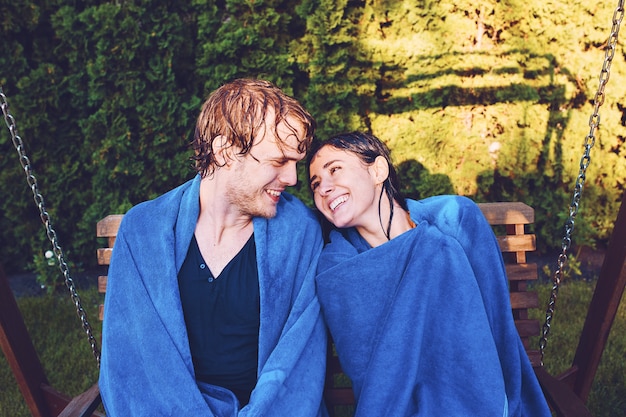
<box><xmin>225</xmin><ymin>114</ymin><xmax>306</xmax><ymax>219</ymax></box>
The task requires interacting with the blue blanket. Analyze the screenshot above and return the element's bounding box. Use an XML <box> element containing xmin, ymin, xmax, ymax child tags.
<box><xmin>99</xmin><ymin>175</ymin><xmax>328</xmax><ymax>416</ymax></box>
<box><xmin>316</xmin><ymin>196</ymin><xmax>551</xmax><ymax>417</ymax></box>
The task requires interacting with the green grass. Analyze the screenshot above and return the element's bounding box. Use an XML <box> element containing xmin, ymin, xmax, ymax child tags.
<box><xmin>530</xmin><ymin>279</ymin><xmax>626</xmax><ymax>417</ymax></box>
<box><xmin>1</xmin><ymin>281</ymin><xmax>625</xmax><ymax>417</ymax></box>
<box><xmin>0</xmin><ymin>287</ymin><xmax>102</xmax><ymax>417</ymax></box>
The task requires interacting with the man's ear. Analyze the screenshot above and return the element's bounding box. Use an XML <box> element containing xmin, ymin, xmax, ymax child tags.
<box><xmin>372</xmin><ymin>155</ymin><xmax>390</xmax><ymax>184</ymax></box>
<box><xmin>212</xmin><ymin>135</ymin><xmax>233</xmax><ymax>167</ymax></box>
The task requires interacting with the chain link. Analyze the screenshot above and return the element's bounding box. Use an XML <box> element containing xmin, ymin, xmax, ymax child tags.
<box><xmin>0</xmin><ymin>87</ymin><xmax>101</xmax><ymax>367</ymax></box>
<box><xmin>539</xmin><ymin>0</ymin><xmax>624</xmax><ymax>365</ymax></box>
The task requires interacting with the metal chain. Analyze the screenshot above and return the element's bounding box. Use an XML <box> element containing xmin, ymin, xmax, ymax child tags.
<box><xmin>0</xmin><ymin>86</ymin><xmax>101</xmax><ymax>367</ymax></box>
<box><xmin>539</xmin><ymin>0</ymin><xmax>625</xmax><ymax>366</ymax></box>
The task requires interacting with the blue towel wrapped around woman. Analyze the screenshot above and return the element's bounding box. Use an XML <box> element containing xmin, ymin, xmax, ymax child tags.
<box><xmin>316</xmin><ymin>196</ymin><xmax>551</xmax><ymax>417</ymax></box>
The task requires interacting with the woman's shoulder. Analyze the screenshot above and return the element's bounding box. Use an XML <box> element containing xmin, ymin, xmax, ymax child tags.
<box><xmin>407</xmin><ymin>195</ymin><xmax>494</xmax><ymax>247</ymax></box>
<box><xmin>407</xmin><ymin>195</ymin><xmax>481</xmax><ymax>223</ymax></box>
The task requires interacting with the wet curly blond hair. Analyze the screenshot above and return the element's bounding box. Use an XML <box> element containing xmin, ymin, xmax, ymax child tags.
<box><xmin>192</xmin><ymin>78</ymin><xmax>316</xmax><ymax>178</ymax></box>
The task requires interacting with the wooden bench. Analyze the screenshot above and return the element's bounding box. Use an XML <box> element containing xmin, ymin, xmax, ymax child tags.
<box><xmin>10</xmin><ymin>194</ymin><xmax>625</xmax><ymax>417</ymax></box>
<box><xmin>96</xmin><ymin>202</ymin><xmax>541</xmax><ymax>416</ymax></box>
<box><xmin>95</xmin><ymin>214</ymin><xmax>123</xmax><ymax>321</ymax></box>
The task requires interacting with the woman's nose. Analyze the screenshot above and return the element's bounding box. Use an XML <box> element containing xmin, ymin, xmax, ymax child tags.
<box><xmin>318</xmin><ymin>178</ymin><xmax>333</xmax><ymax>195</ymax></box>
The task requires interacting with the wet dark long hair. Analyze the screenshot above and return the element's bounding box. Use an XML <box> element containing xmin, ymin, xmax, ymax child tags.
<box><xmin>307</xmin><ymin>131</ymin><xmax>408</xmax><ymax>240</ymax></box>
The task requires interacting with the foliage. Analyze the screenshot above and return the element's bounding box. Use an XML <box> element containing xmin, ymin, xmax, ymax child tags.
<box><xmin>31</xmin><ymin>250</ymin><xmax>61</xmax><ymax>294</ymax></box>
<box><xmin>1</xmin><ymin>0</ymin><xmax>625</xmax><ymax>273</ymax></box>
<box><xmin>540</xmin><ymin>249</ymin><xmax>585</xmax><ymax>282</ymax></box>
<box><xmin>1</xmin><ymin>1</ymin><xmax>199</xmax><ymax>273</ymax></box>
<box><xmin>294</xmin><ymin>0</ymin><xmax>375</xmax><ymax>136</ymax></box>
<box><xmin>195</xmin><ymin>0</ymin><xmax>300</xmax><ymax>93</ymax></box>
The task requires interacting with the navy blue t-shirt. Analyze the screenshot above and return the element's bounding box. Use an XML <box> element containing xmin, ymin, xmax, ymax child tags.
<box><xmin>178</xmin><ymin>234</ymin><xmax>260</xmax><ymax>406</ymax></box>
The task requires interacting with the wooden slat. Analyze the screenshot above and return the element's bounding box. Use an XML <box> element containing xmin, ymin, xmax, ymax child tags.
<box><xmin>98</xmin><ymin>276</ymin><xmax>107</xmax><ymax>321</ymax></box>
<box><xmin>505</xmin><ymin>263</ymin><xmax>538</xmax><ymax>281</ymax></box>
<box><xmin>56</xmin><ymin>383</ymin><xmax>102</xmax><ymax>417</ymax></box>
<box><xmin>478</xmin><ymin>202</ymin><xmax>534</xmax><ymax>225</ymax></box>
<box><xmin>97</xmin><ymin>248</ymin><xmax>112</xmax><ymax>266</ymax></box>
<box><xmin>535</xmin><ymin>367</ymin><xmax>593</xmax><ymax>417</ymax></box>
<box><xmin>97</xmin><ymin>215</ymin><xmax>122</xmax><ymax>250</ymax></box>
<box><xmin>510</xmin><ymin>291</ymin><xmax>539</xmax><ymax>310</ymax></box>
<box><xmin>40</xmin><ymin>384</ymin><xmax>105</xmax><ymax>417</ymax></box>
<box><xmin>96</xmin><ymin>215</ymin><xmax>124</xmax><ymax>237</ymax></box>
<box><xmin>97</xmin><ymin>276</ymin><xmax>107</xmax><ymax>293</ymax></box>
<box><xmin>515</xmin><ymin>319</ymin><xmax>541</xmax><ymax>338</ymax></box>
<box><xmin>496</xmin><ymin>234</ymin><xmax>536</xmax><ymax>253</ymax></box>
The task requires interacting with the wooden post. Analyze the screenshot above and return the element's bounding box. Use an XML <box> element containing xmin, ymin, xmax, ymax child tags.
<box><xmin>570</xmin><ymin>190</ymin><xmax>626</xmax><ymax>401</ymax></box>
<box><xmin>0</xmin><ymin>264</ymin><xmax>52</xmax><ymax>417</ymax></box>
<box><xmin>0</xmin><ymin>265</ymin><xmax>104</xmax><ymax>417</ymax></box>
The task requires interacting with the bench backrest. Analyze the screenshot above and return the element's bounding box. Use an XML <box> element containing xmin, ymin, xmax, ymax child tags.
<box><xmin>96</xmin><ymin>202</ymin><xmax>540</xmax><ymax>416</ymax></box>
<box><xmin>477</xmin><ymin>202</ymin><xmax>541</xmax><ymax>366</ymax></box>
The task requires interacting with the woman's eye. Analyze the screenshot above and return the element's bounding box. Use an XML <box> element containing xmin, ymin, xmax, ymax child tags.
<box><xmin>310</xmin><ymin>181</ymin><xmax>319</xmax><ymax>191</ymax></box>
<box><xmin>330</xmin><ymin>166</ymin><xmax>340</xmax><ymax>174</ymax></box>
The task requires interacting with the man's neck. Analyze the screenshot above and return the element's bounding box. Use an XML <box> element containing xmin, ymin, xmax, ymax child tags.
<box><xmin>197</xmin><ymin>176</ymin><xmax>253</xmax><ymax>245</ymax></box>
<box><xmin>194</xmin><ymin>176</ymin><xmax>254</xmax><ymax>277</ymax></box>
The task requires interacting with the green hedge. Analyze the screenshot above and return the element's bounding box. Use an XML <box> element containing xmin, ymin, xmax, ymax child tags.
<box><xmin>2</xmin><ymin>0</ymin><xmax>625</xmax><ymax>275</ymax></box>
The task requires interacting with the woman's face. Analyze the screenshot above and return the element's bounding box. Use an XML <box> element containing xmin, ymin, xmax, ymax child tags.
<box><xmin>309</xmin><ymin>145</ymin><xmax>384</xmax><ymax>230</ymax></box>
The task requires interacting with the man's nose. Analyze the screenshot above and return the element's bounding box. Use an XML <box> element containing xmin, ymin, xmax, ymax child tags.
<box><xmin>280</xmin><ymin>162</ymin><xmax>298</xmax><ymax>186</ymax></box>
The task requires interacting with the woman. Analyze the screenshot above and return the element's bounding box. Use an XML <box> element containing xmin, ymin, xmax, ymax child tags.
<box><xmin>307</xmin><ymin>132</ymin><xmax>551</xmax><ymax>417</ymax></box>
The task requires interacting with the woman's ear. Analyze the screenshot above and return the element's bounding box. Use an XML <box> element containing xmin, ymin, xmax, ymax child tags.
<box><xmin>371</xmin><ymin>155</ymin><xmax>390</xmax><ymax>184</ymax></box>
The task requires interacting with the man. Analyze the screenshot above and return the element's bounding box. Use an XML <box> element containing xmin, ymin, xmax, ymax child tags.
<box><xmin>99</xmin><ymin>79</ymin><xmax>327</xmax><ymax>416</ymax></box>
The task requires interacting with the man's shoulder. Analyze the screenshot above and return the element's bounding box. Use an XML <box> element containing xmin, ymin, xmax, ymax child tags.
<box><xmin>120</xmin><ymin>178</ymin><xmax>197</xmax><ymax>229</ymax></box>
